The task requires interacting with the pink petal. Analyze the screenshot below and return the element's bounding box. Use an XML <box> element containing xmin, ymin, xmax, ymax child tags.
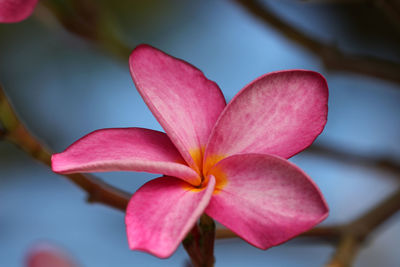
<box><xmin>125</xmin><ymin>175</ymin><xmax>215</xmax><ymax>258</ymax></box>
<box><xmin>206</xmin><ymin>154</ymin><xmax>328</xmax><ymax>249</ymax></box>
<box><xmin>52</xmin><ymin>128</ymin><xmax>200</xmax><ymax>185</ymax></box>
<box><xmin>26</xmin><ymin>243</ymin><xmax>77</xmax><ymax>267</ymax></box>
<box><xmin>129</xmin><ymin>45</ymin><xmax>226</xmax><ymax>173</ymax></box>
<box><xmin>204</xmin><ymin>70</ymin><xmax>328</xmax><ymax>171</ymax></box>
<box><xmin>0</xmin><ymin>0</ymin><xmax>38</xmax><ymax>23</ymax></box>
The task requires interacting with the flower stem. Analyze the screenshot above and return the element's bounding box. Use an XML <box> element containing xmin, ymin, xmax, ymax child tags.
<box><xmin>183</xmin><ymin>214</ymin><xmax>215</xmax><ymax>267</ymax></box>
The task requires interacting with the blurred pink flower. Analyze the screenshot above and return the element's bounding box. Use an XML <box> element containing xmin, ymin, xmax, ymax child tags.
<box><xmin>0</xmin><ymin>0</ymin><xmax>38</xmax><ymax>23</ymax></box>
<box><xmin>26</xmin><ymin>243</ymin><xmax>78</xmax><ymax>267</ymax></box>
<box><xmin>52</xmin><ymin>44</ymin><xmax>329</xmax><ymax>258</ymax></box>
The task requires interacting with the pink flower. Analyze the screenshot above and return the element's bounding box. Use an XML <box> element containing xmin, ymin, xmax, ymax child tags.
<box><xmin>52</xmin><ymin>44</ymin><xmax>329</xmax><ymax>258</ymax></box>
<box><xmin>0</xmin><ymin>0</ymin><xmax>38</xmax><ymax>23</ymax></box>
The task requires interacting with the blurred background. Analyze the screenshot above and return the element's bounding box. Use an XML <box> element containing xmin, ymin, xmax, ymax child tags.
<box><xmin>0</xmin><ymin>0</ymin><xmax>399</xmax><ymax>266</ymax></box>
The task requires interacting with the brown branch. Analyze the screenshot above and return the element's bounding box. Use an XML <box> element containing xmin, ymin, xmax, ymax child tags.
<box><xmin>300</xmin><ymin>225</ymin><xmax>344</xmax><ymax>239</ymax></box>
<box><xmin>373</xmin><ymin>0</ymin><xmax>400</xmax><ymax>31</ymax></box>
<box><xmin>325</xmin><ymin>235</ymin><xmax>361</xmax><ymax>267</ymax></box>
<box><xmin>349</xmin><ymin>186</ymin><xmax>400</xmax><ymax>240</ymax></box>
<box><xmin>325</xmin><ymin>188</ymin><xmax>400</xmax><ymax>266</ymax></box>
<box><xmin>215</xmin><ymin>228</ymin><xmax>235</xmax><ymax>239</ymax></box>
<box><xmin>300</xmin><ymin>0</ymin><xmax>366</xmax><ymax>3</ymax></box>
<box><xmin>317</xmin><ymin>0</ymin><xmax>400</xmax><ymax>32</ymax></box>
<box><xmin>216</xmin><ymin>225</ymin><xmax>342</xmax><ymax>242</ymax></box>
<box><xmin>305</xmin><ymin>144</ymin><xmax>400</xmax><ymax>177</ymax></box>
<box><xmin>0</xmin><ymin>125</ymin><xmax>5</xmax><ymax>138</ymax></box>
<box><xmin>0</xmin><ymin>85</ymin><xmax>130</xmax><ymax>211</ymax></box>
<box><xmin>234</xmin><ymin>0</ymin><xmax>400</xmax><ymax>84</ymax></box>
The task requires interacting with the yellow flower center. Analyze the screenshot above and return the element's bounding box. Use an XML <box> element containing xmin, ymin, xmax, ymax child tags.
<box><xmin>185</xmin><ymin>147</ymin><xmax>228</xmax><ymax>194</ymax></box>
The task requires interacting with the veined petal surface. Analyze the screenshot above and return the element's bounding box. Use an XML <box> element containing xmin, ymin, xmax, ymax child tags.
<box><xmin>129</xmin><ymin>45</ymin><xmax>226</xmax><ymax>172</ymax></box>
<box><xmin>52</xmin><ymin>128</ymin><xmax>200</xmax><ymax>185</ymax></box>
<box><xmin>125</xmin><ymin>176</ymin><xmax>215</xmax><ymax>258</ymax></box>
<box><xmin>204</xmin><ymin>70</ymin><xmax>328</xmax><ymax>171</ymax></box>
<box><xmin>206</xmin><ymin>154</ymin><xmax>328</xmax><ymax>249</ymax></box>
<box><xmin>0</xmin><ymin>0</ymin><xmax>37</xmax><ymax>23</ymax></box>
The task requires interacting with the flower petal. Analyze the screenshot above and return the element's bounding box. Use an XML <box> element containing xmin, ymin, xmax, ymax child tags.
<box><xmin>204</xmin><ymin>70</ymin><xmax>328</xmax><ymax>171</ymax></box>
<box><xmin>52</xmin><ymin>128</ymin><xmax>200</xmax><ymax>185</ymax></box>
<box><xmin>125</xmin><ymin>175</ymin><xmax>215</xmax><ymax>258</ymax></box>
<box><xmin>0</xmin><ymin>0</ymin><xmax>38</xmax><ymax>23</ymax></box>
<box><xmin>129</xmin><ymin>45</ymin><xmax>226</xmax><ymax>172</ymax></box>
<box><xmin>206</xmin><ymin>154</ymin><xmax>328</xmax><ymax>249</ymax></box>
<box><xmin>26</xmin><ymin>243</ymin><xmax>77</xmax><ymax>267</ymax></box>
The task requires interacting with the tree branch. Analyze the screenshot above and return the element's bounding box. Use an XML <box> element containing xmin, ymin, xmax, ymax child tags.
<box><xmin>0</xmin><ymin>124</ymin><xmax>5</xmax><ymax>138</ymax></box>
<box><xmin>373</xmin><ymin>0</ymin><xmax>400</xmax><ymax>31</ymax></box>
<box><xmin>303</xmin><ymin>0</ymin><xmax>400</xmax><ymax>32</ymax></box>
<box><xmin>216</xmin><ymin>225</ymin><xmax>342</xmax><ymax>241</ymax></box>
<box><xmin>325</xmin><ymin>235</ymin><xmax>361</xmax><ymax>267</ymax></box>
<box><xmin>234</xmin><ymin>0</ymin><xmax>400</xmax><ymax>84</ymax></box>
<box><xmin>325</xmin><ymin>188</ymin><xmax>400</xmax><ymax>266</ymax></box>
<box><xmin>349</xmin><ymin>186</ymin><xmax>400</xmax><ymax>240</ymax></box>
<box><xmin>0</xmin><ymin>85</ymin><xmax>130</xmax><ymax>211</ymax></box>
<box><xmin>305</xmin><ymin>144</ymin><xmax>400</xmax><ymax>177</ymax></box>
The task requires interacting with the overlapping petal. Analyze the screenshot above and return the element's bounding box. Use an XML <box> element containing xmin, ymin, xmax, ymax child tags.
<box><xmin>52</xmin><ymin>128</ymin><xmax>200</xmax><ymax>185</ymax></box>
<box><xmin>129</xmin><ymin>45</ymin><xmax>226</xmax><ymax>173</ymax></box>
<box><xmin>206</xmin><ymin>154</ymin><xmax>328</xmax><ymax>249</ymax></box>
<box><xmin>125</xmin><ymin>176</ymin><xmax>216</xmax><ymax>258</ymax></box>
<box><xmin>204</xmin><ymin>70</ymin><xmax>328</xmax><ymax>172</ymax></box>
<box><xmin>0</xmin><ymin>0</ymin><xmax>38</xmax><ymax>23</ymax></box>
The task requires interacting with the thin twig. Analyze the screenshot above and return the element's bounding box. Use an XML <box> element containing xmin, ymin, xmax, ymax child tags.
<box><xmin>0</xmin><ymin>85</ymin><xmax>130</xmax><ymax>211</ymax></box>
<box><xmin>234</xmin><ymin>0</ymin><xmax>400</xmax><ymax>84</ymax></box>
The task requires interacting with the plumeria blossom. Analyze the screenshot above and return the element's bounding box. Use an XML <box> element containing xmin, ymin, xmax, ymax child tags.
<box><xmin>52</xmin><ymin>44</ymin><xmax>329</xmax><ymax>258</ymax></box>
<box><xmin>0</xmin><ymin>0</ymin><xmax>38</xmax><ymax>23</ymax></box>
